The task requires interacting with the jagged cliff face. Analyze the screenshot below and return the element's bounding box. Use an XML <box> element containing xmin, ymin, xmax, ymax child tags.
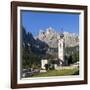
<box><xmin>64</xmin><ymin>32</ymin><xmax>79</xmax><ymax>47</ymax></box>
<box><xmin>35</xmin><ymin>27</ymin><xmax>59</xmax><ymax>48</ymax></box>
<box><xmin>22</xmin><ymin>27</ymin><xmax>49</xmax><ymax>56</ymax></box>
<box><xmin>35</xmin><ymin>27</ymin><xmax>79</xmax><ymax>48</ymax></box>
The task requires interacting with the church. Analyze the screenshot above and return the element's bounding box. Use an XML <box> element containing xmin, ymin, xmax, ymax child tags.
<box><xmin>41</xmin><ymin>33</ymin><xmax>68</xmax><ymax>70</ymax></box>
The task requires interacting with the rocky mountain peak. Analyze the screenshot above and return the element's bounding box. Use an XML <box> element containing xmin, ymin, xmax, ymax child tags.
<box><xmin>36</xmin><ymin>27</ymin><xmax>79</xmax><ymax>48</ymax></box>
<box><xmin>36</xmin><ymin>27</ymin><xmax>60</xmax><ymax>48</ymax></box>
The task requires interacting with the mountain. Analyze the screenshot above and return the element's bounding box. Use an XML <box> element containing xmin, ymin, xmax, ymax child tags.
<box><xmin>35</xmin><ymin>27</ymin><xmax>79</xmax><ymax>48</ymax></box>
<box><xmin>35</xmin><ymin>27</ymin><xmax>59</xmax><ymax>48</ymax></box>
<box><xmin>22</xmin><ymin>26</ymin><xmax>79</xmax><ymax>58</ymax></box>
<box><xmin>64</xmin><ymin>32</ymin><xmax>79</xmax><ymax>47</ymax></box>
<box><xmin>22</xmin><ymin>27</ymin><xmax>49</xmax><ymax>56</ymax></box>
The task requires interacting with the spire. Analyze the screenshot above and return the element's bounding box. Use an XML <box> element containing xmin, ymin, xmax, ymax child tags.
<box><xmin>60</xmin><ymin>28</ymin><xmax>64</xmax><ymax>38</ymax></box>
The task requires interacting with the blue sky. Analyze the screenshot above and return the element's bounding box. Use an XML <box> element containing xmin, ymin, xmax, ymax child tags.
<box><xmin>21</xmin><ymin>10</ymin><xmax>79</xmax><ymax>36</ymax></box>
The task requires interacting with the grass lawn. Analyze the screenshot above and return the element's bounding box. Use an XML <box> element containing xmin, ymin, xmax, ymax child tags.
<box><xmin>32</xmin><ymin>68</ymin><xmax>79</xmax><ymax>77</ymax></box>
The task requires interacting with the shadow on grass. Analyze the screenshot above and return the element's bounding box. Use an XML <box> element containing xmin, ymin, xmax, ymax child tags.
<box><xmin>72</xmin><ymin>70</ymin><xmax>79</xmax><ymax>75</ymax></box>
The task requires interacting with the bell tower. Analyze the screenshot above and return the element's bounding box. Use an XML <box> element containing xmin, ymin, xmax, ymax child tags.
<box><xmin>58</xmin><ymin>33</ymin><xmax>64</xmax><ymax>66</ymax></box>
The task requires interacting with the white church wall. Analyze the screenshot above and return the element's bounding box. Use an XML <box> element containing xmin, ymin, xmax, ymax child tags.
<box><xmin>41</xmin><ymin>59</ymin><xmax>48</xmax><ymax>69</ymax></box>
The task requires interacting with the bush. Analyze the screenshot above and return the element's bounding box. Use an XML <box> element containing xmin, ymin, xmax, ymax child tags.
<box><xmin>44</xmin><ymin>64</ymin><xmax>49</xmax><ymax>70</ymax></box>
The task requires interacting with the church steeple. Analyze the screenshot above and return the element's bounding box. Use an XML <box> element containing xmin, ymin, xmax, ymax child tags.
<box><xmin>58</xmin><ymin>29</ymin><xmax>64</xmax><ymax>66</ymax></box>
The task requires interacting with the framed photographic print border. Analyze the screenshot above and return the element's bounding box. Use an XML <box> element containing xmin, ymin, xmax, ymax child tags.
<box><xmin>11</xmin><ymin>1</ymin><xmax>88</xmax><ymax>89</ymax></box>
